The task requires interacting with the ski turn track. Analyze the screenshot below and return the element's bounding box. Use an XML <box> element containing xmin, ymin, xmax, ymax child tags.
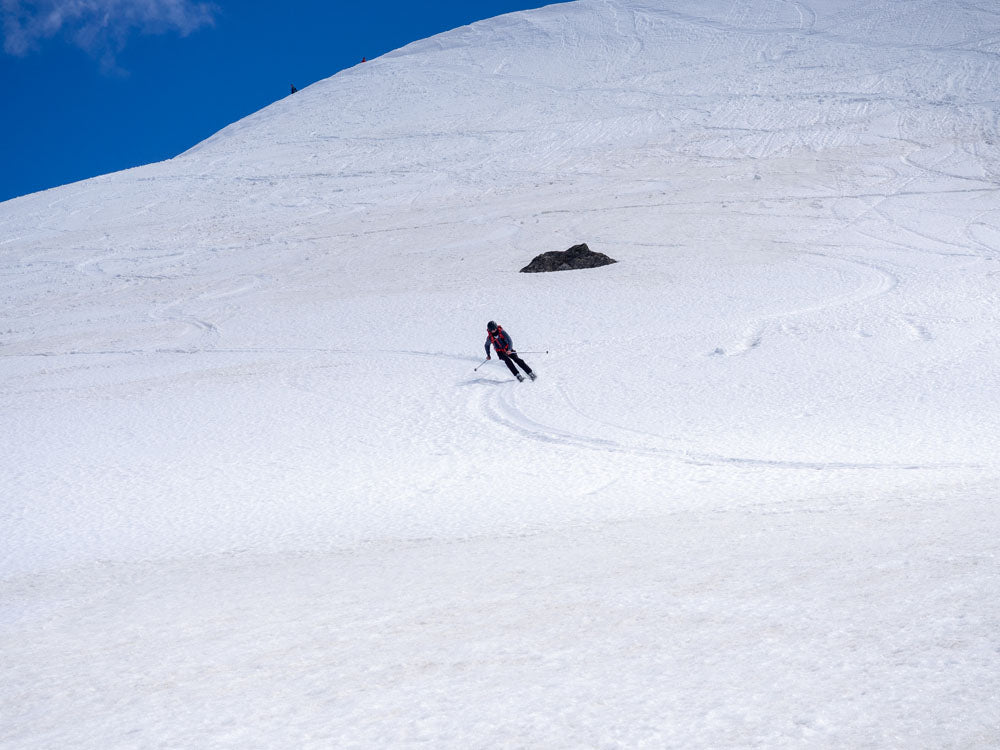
<box><xmin>480</xmin><ymin>377</ymin><xmax>979</xmax><ymax>473</ymax></box>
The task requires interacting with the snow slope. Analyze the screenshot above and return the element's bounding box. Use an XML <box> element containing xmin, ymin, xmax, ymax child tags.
<box><xmin>2</xmin><ymin>0</ymin><xmax>1000</xmax><ymax>746</ymax></box>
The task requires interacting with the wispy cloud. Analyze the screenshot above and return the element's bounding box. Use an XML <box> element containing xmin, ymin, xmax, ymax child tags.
<box><xmin>2</xmin><ymin>0</ymin><xmax>217</xmax><ymax>67</ymax></box>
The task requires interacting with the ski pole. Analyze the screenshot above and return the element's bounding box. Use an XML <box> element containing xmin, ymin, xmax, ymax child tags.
<box><xmin>473</xmin><ymin>358</ymin><xmax>490</xmax><ymax>371</ymax></box>
<box><xmin>517</xmin><ymin>350</ymin><xmax>549</xmax><ymax>354</ymax></box>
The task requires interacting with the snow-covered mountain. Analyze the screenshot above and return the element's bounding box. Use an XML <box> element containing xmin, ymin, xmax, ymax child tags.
<box><xmin>3</xmin><ymin>0</ymin><xmax>999</xmax><ymax>746</ymax></box>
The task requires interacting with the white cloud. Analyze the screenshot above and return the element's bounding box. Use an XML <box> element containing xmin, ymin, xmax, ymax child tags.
<box><xmin>2</xmin><ymin>0</ymin><xmax>217</xmax><ymax>62</ymax></box>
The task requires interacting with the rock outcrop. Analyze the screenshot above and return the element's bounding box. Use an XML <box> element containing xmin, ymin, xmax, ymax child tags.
<box><xmin>519</xmin><ymin>243</ymin><xmax>617</xmax><ymax>273</ymax></box>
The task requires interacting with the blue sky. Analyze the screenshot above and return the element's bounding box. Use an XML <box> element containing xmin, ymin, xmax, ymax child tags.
<box><xmin>0</xmin><ymin>0</ymin><xmax>545</xmax><ymax>203</ymax></box>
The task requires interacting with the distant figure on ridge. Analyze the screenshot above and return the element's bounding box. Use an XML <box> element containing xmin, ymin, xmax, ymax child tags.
<box><xmin>290</xmin><ymin>84</ymin><xmax>298</xmax><ymax>94</ymax></box>
<box><xmin>484</xmin><ymin>321</ymin><xmax>536</xmax><ymax>382</ymax></box>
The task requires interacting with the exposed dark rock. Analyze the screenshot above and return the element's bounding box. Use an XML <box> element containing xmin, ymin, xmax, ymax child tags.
<box><xmin>519</xmin><ymin>243</ymin><xmax>617</xmax><ymax>273</ymax></box>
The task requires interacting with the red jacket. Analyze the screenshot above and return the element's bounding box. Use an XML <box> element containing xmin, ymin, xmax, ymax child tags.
<box><xmin>485</xmin><ymin>326</ymin><xmax>513</xmax><ymax>356</ymax></box>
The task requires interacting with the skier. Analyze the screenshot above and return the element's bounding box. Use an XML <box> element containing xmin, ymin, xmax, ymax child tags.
<box><xmin>485</xmin><ymin>320</ymin><xmax>536</xmax><ymax>382</ymax></box>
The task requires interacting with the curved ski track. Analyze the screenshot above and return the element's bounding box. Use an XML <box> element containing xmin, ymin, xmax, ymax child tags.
<box><xmin>480</xmin><ymin>380</ymin><xmax>977</xmax><ymax>472</ymax></box>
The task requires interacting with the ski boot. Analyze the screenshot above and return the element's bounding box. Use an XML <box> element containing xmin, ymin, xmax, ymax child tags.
<box><xmin>528</xmin><ymin>371</ymin><xmax>537</xmax><ymax>381</ymax></box>
<box><xmin>515</xmin><ymin>373</ymin><xmax>524</xmax><ymax>382</ymax></box>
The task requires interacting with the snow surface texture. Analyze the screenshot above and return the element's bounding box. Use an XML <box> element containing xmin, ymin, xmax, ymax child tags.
<box><xmin>3</xmin><ymin>0</ymin><xmax>1000</xmax><ymax>746</ymax></box>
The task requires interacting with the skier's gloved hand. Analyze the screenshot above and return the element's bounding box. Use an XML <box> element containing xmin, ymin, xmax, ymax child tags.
<box><xmin>487</xmin><ymin>355</ymin><xmax>491</xmax><ymax>359</ymax></box>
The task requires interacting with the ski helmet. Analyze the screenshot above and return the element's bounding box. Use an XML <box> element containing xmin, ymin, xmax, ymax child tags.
<box><xmin>487</xmin><ymin>320</ymin><xmax>498</xmax><ymax>332</ymax></box>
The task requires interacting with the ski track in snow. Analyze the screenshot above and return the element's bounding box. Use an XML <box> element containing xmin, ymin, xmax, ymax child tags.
<box><xmin>480</xmin><ymin>377</ymin><xmax>978</xmax><ymax>472</ymax></box>
<box><xmin>709</xmin><ymin>251</ymin><xmax>899</xmax><ymax>357</ymax></box>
